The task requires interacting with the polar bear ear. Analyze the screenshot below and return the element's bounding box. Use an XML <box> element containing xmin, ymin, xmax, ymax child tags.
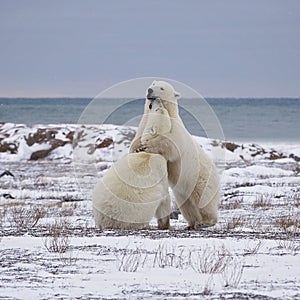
<box><xmin>174</xmin><ymin>91</ymin><xmax>181</xmax><ymax>99</ymax></box>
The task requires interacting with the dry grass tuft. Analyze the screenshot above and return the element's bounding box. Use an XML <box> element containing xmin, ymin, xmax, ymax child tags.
<box><xmin>153</xmin><ymin>243</ymin><xmax>190</xmax><ymax>269</ymax></box>
<box><xmin>116</xmin><ymin>248</ymin><xmax>147</xmax><ymax>272</ymax></box>
<box><xmin>220</xmin><ymin>196</ymin><xmax>243</xmax><ymax>210</ymax></box>
<box><xmin>59</xmin><ymin>207</ymin><xmax>74</xmax><ymax>217</ymax></box>
<box><xmin>277</xmin><ymin>239</ymin><xmax>300</xmax><ymax>254</ymax></box>
<box><xmin>44</xmin><ymin>218</ymin><xmax>71</xmax><ymax>253</ymax></box>
<box><xmin>0</xmin><ymin>206</ymin><xmax>7</xmax><ymax>226</ymax></box>
<box><xmin>0</xmin><ymin>207</ymin><xmax>6</xmax><ymax>241</ymax></box>
<box><xmin>221</xmin><ymin>257</ymin><xmax>244</xmax><ymax>288</ymax></box>
<box><xmin>253</xmin><ymin>193</ymin><xmax>273</xmax><ymax>209</ymax></box>
<box><xmin>292</xmin><ymin>192</ymin><xmax>300</xmax><ymax>208</ymax></box>
<box><xmin>275</xmin><ymin>212</ymin><xmax>300</xmax><ymax>233</ymax></box>
<box><xmin>223</xmin><ymin>216</ymin><xmax>246</xmax><ymax>231</ymax></box>
<box><xmin>190</xmin><ymin>244</ymin><xmax>231</xmax><ymax>274</ymax></box>
<box><xmin>243</xmin><ymin>241</ymin><xmax>263</xmax><ymax>256</ymax></box>
<box><xmin>8</xmin><ymin>205</ymin><xmax>45</xmax><ymax>230</ymax></box>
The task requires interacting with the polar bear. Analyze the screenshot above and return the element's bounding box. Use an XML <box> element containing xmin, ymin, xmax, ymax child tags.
<box><xmin>92</xmin><ymin>100</ymin><xmax>172</xmax><ymax>230</ymax></box>
<box><xmin>92</xmin><ymin>152</ymin><xmax>171</xmax><ymax>229</ymax></box>
<box><xmin>130</xmin><ymin>80</ymin><xmax>220</xmax><ymax>230</ymax></box>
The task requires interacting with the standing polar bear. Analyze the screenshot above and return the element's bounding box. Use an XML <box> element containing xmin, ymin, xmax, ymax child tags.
<box><xmin>130</xmin><ymin>80</ymin><xmax>220</xmax><ymax>229</ymax></box>
<box><xmin>92</xmin><ymin>97</ymin><xmax>172</xmax><ymax>230</ymax></box>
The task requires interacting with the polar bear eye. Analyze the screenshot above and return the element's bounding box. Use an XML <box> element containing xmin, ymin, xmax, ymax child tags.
<box><xmin>160</xmin><ymin>87</ymin><xmax>164</xmax><ymax>91</ymax></box>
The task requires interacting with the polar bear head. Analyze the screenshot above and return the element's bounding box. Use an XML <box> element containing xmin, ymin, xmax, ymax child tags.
<box><xmin>146</xmin><ymin>80</ymin><xmax>181</xmax><ymax>103</ymax></box>
<box><xmin>146</xmin><ymin>80</ymin><xmax>180</xmax><ymax>118</ymax></box>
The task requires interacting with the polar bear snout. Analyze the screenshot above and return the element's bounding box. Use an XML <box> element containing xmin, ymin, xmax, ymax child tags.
<box><xmin>147</xmin><ymin>88</ymin><xmax>160</xmax><ymax>100</ymax></box>
<box><xmin>147</xmin><ymin>88</ymin><xmax>155</xmax><ymax>100</ymax></box>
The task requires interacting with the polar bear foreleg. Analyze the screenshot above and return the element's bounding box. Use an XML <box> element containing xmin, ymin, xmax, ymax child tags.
<box><xmin>142</xmin><ymin>135</ymin><xmax>180</xmax><ymax>162</ymax></box>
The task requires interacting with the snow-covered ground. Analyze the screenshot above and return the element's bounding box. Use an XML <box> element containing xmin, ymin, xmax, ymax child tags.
<box><xmin>0</xmin><ymin>123</ymin><xmax>299</xmax><ymax>299</ymax></box>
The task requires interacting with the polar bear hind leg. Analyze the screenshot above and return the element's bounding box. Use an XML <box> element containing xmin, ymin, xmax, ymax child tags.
<box><xmin>199</xmin><ymin>197</ymin><xmax>218</xmax><ymax>227</ymax></box>
<box><xmin>177</xmin><ymin>190</ymin><xmax>218</xmax><ymax>230</ymax></box>
<box><xmin>174</xmin><ymin>196</ymin><xmax>203</xmax><ymax>230</ymax></box>
<box><xmin>155</xmin><ymin>194</ymin><xmax>171</xmax><ymax>229</ymax></box>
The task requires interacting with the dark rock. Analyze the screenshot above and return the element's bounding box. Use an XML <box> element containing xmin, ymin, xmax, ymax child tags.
<box><xmin>24</xmin><ymin>128</ymin><xmax>73</xmax><ymax>160</ymax></box>
<box><xmin>66</xmin><ymin>131</ymin><xmax>75</xmax><ymax>141</ymax></box>
<box><xmin>249</xmin><ymin>144</ymin><xmax>266</xmax><ymax>157</ymax></box>
<box><xmin>29</xmin><ymin>138</ymin><xmax>69</xmax><ymax>160</ymax></box>
<box><xmin>51</xmin><ymin>139</ymin><xmax>68</xmax><ymax>149</ymax></box>
<box><xmin>30</xmin><ymin>149</ymin><xmax>53</xmax><ymax>160</ymax></box>
<box><xmin>96</xmin><ymin>137</ymin><xmax>113</xmax><ymax>149</ymax></box>
<box><xmin>0</xmin><ymin>142</ymin><xmax>18</xmax><ymax>154</ymax></box>
<box><xmin>211</xmin><ymin>140</ymin><xmax>219</xmax><ymax>147</ymax></box>
<box><xmin>269</xmin><ymin>152</ymin><xmax>286</xmax><ymax>160</ymax></box>
<box><xmin>289</xmin><ymin>153</ymin><xmax>300</xmax><ymax>162</ymax></box>
<box><xmin>3</xmin><ymin>193</ymin><xmax>15</xmax><ymax>199</ymax></box>
<box><xmin>25</xmin><ymin>128</ymin><xmax>58</xmax><ymax>146</ymax></box>
<box><xmin>221</xmin><ymin>142</ymin><xmax>240</xmax><ymax>152</ymax></box>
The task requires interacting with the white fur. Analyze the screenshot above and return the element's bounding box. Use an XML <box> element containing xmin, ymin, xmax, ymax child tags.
<box><xmin>141</xmin><ymin>97</ymin><xmax>171</xmax><ymax>144</ymax></box>
<box><xmin>93</xmin><ymin>96</ymin><xmax>172</xmax><ymax>230</ymax></box>
<box><xmin>92</xmin><ymin>152</ymin><xmax>171</xmax><ymax>230</ymax></box>
<box><xmin>130</xmin><ymin>80</ymin><xmax>220</xmax><ymax>229</ymax></box>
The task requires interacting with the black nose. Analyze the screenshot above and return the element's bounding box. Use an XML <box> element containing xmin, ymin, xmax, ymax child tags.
<box><xmin>148</xmin><ymin>88</ymin><xmax>153</xmax><ymax>94</ymax></box>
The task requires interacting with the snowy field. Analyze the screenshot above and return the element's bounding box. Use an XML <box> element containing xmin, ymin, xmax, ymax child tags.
<box><xmin>0</xmin><ymin>123</ymin><xmax>299</xmax><ymax>299</ymax></box>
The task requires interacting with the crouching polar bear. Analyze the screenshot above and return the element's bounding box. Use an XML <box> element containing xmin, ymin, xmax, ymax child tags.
<box><xmin>130</xmin><ymin>80</ymin><xmax>220</xmax><ymax>230</ymax></box>
<box><xmin>92</xmin><ymin>98</ymin><xmax>172</xmax><ymax>230</ymax></box>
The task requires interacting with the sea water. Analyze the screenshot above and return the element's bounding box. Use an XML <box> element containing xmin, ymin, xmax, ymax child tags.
<box><xmin>0</xmin><ymin>98</ymin><xmax>299</xmax><ymax>144</ymax></box>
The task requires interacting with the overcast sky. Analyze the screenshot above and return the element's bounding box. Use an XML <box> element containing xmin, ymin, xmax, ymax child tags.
<box><xmin>0</xmin><ymin>0</ymin><xmax>299</xmax><ymax>97</ymax></box>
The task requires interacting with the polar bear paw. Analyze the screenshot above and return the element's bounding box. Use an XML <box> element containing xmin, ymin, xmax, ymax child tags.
<box><xmin>185</xmin><ymin>223</ymin><xmax>213</xmax><ymax>231</ymax></box>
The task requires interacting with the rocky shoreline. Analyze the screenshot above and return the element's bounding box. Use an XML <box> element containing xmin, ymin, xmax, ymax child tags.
<box><xmin>1</xmin><ymin>123</ymin><xmax>299</xmax><ymax>164</ymax></box>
